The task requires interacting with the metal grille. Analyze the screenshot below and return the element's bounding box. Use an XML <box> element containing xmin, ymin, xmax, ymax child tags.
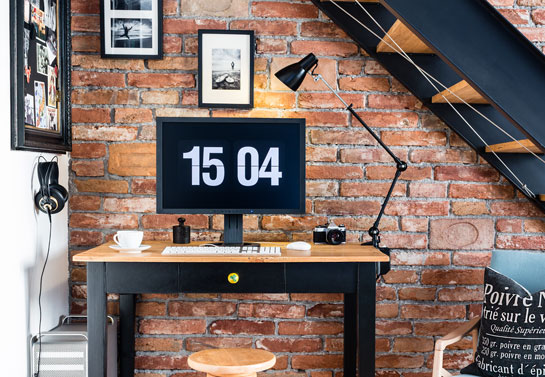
<box><xmin>32</xmin><ymin>342</ymin><xmax>87</xmax><ymax>377</ymax></box>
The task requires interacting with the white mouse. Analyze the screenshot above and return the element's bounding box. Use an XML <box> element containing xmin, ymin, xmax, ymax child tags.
<box><xmin>286</xmin><ymin>241</ymin><xmax>311</xmax><ymax>251</ymax></box>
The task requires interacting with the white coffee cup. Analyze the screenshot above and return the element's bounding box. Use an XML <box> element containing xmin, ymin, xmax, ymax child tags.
<box><xmin>113</xmin><ymin>231</ymin><xmax>143</xmax><ymax>249</ymax></box>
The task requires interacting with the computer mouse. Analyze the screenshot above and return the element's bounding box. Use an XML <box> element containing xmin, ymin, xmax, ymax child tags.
<box><xmin>286</xmin><ymin>241</ymin><xmax>311</xmax><ymax>251</ymax></box>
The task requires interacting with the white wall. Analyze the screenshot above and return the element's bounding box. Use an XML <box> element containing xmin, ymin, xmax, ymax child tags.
<box><xmin>0</xmin><ymin>2</ymin><xmax>69</xmax><ymax>375</ymax></box>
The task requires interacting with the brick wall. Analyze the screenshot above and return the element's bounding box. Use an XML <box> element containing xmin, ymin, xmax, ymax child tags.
<box><xmin>69</xmin><ymin>0</ymin><xmax>545</xmax><ymax>376</ymax></box>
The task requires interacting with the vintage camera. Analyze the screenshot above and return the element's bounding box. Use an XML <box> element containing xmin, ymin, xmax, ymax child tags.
<box><xmin>313</xmin><ymin>222</ymin><xmax>346</xmax><ymax>245</ymax></box>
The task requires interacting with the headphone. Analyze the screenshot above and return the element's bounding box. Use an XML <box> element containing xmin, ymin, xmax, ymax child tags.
<box><xmin>34</xmin><ymin>157</ymin><xmax>68</xmax><ymax>215</ymax></box>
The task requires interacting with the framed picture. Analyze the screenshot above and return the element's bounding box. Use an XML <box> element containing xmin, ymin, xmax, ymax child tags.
<box><xmin>198</xmin><ymin>30</ymin><xmax>255</xmax><ymax>109</ymax></box>
<box><xmin>11</xmin><ymin>0</ymin><xmax>71</xmax><ymax>152</ymax></box>
<box><xmin>100</xmin><ymin>0</ymin><xmax>163</xmax><ymax>59</ymax></box>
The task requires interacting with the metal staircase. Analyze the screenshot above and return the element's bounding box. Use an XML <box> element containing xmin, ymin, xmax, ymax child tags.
<box><xmin>311</xmin><ymin>0</ymin><xmax>545</xmax><ymax>212</ymax></box>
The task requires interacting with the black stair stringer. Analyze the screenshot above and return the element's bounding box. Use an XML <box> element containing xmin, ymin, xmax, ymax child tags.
<box><xmin>311</xmin><ymin>0</ymin><xmax>545</xmax><ymax>212</ymax></box>
<box><xmin>381</xmin><ymin>0</ymin><xmax>545</xmax><ymax>153</ymax></box>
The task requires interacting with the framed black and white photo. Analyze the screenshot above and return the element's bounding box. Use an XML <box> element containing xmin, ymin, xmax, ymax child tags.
<box><xmin>198</xmin><ymin>30</ymin><xmax>255</xmax><ymax>109</ymax></box>
<box><xmin>100</xmin><ymin>0</ymin><xmax>163</xmax><ymax>59</ymax></box>
<box><xmin>11</xmin><ymin>0</ymin><xmax>71</xmax><ymax>152</ymax></box>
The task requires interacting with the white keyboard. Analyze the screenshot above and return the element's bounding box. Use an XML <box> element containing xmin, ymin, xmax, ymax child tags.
<box><xmin>162</xmin><ymin>245</ymin><xmax>281</xmax><ymax>256</ymax></box>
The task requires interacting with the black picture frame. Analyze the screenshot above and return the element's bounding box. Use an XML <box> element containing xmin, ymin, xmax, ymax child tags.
<box><xmin>198</xmin><ymin>30</ymin><xmax>255</xmax><ymax>109</ymax></box>
<box><xmin>100</xmin><ymin>0</ymin><xmax>163</xmax><ymax>59</ymax></box>
<box><xmin>10</xmin><ymin>0</ymin><xmax>71</xmax><ymax>153</ymax></box>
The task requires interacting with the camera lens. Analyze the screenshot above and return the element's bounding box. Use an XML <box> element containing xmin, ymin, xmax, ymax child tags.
<box><xmin>326</xmin><ymin>229</ymin><xmax>343</xmax><ymax>245</ymax></box>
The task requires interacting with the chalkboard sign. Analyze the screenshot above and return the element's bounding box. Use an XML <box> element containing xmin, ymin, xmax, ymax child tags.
<box><xmin>10</xmin><ymin>0</ymin><xmax>70</xmax><ymax>152</ymax></box>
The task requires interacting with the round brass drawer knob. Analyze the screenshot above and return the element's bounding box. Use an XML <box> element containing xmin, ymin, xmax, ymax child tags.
<box><xmin>227</xmin><ymin>272</ymin><xmax>239</xmax><ymax>284</ymax></box>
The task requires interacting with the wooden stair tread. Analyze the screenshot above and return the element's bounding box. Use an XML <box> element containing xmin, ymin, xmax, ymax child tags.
<box><xmin>377</xmin><ymin>20</ymin><xmax>434</xmax><ymax>53</ymax></box>
<box><xmin>540</xmin><ymin>195</ymin><xmax>545</xmax><ymax>202</ymax></box>
<box><xmin>431</xmin><ymin>80</ymin><xmax>487</xmax><ymax>104</ymax></box>
<box><xmin>485</xmin><ymin>139</ymin><xmax>541</xmax><ymax>154</ymax></box>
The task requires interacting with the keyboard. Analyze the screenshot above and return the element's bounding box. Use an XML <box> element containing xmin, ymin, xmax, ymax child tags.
<box><xmin>162</xmin><ymin>245</ymin><xmax>281</xmax><ymax>256</ymax></box>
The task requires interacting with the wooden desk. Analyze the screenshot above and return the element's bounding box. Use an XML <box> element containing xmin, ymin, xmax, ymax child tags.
<box><xmin>74</xmin><ymin>241</ymin><xmax>389</xmax><ymax>377</ymax></box>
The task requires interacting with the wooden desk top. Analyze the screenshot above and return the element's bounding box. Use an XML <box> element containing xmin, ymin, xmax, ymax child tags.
<box><xmin>72</xmin><ymin>241</ymin><xmax>389</xmax><ymax>263</ymax></box>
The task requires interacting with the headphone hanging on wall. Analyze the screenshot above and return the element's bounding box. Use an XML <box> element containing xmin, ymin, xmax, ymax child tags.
<box><xmin>34</xmin><ymin>156</ymin><xmax>68</xmax><ymax>215</ymax></box>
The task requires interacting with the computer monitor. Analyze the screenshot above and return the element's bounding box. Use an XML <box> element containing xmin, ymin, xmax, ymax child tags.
<box><xmin>156</xmin><ymin>117</ymin><xmax>306</xmax><ymax>245</ymax></box>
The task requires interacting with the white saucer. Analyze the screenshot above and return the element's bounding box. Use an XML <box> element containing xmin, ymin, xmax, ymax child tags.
<box><xmin>109</xmin><ymin>244</ymin><xmax>151</xmax><ymax>253</ymax></box>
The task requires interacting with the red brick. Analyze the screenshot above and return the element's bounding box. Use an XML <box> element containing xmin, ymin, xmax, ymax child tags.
<box><xmin>115</xmin><ymin>108</ymin><xmax>153</xmax><ymax>124</ymax></box>
<box><xmin>70</xmin><ymin>213</ymin><xmax>138</xmax><ymax>229</ymax></box>
<box><xmin>210</xmin><ymin>320</ymin><xmax>275</xmax><ymax>335</ymax></box>
<box><xmin>306</xmin><ymin>147</ymin><xmax>337</xmax><ymax>162</ymax></box>
<box><xmin>393</xmin><ymin>338</ymin><xmax>434</xmax><ymax>352</ymax></box>
<box><xmin>72</xmin><ymin>108</ymin><xmax>110</xmax><ymax>123</ymax></box>
<box><xmin>72</xmin><ymin>35</ymin><xmax>100</xmax><ymax>52</ymax></box>
<box><xmin>261</xmin><ymin>216</ymin><xmax>327</xmax><ymax>231</ymax></box>
<box><xmin>398</xmin><ymin>287</ymin><xmax>436</xmax><ymax>301</ymax></box>
<box><xmin>382</xmin><ymin>270</ymin><xmax>418</xmax><ymax>284</ymax></box>
<box><xmin>400</xmin><ymin>218</ymin><xmax>428</xmax><ymax>232</ymax></box>
<box><xmin>75</xmin><ymin>179</ymin><xmax>129</xmax><ymax>194</ymax></box>
<box><xmin>377</xmin><ymin>303</ymin><xmax>399</xmax><ymax>318</ymax></box>
<box><xmin>300</xmin><ymin>21</ymin><xmax>348</xmax><ymax>38</ymax></box>
<box><xmin>72</xmin><ymin>71</ymin><xmax>125</xmax><ymax>87</ymax></box>
<box><xmin>131</xmin><ymin>179</ymin><xmax>156</xmax><ymax>195</ymax></box>
<box><xmin>452</xmin><ymin>201</ymin><xmax>489</xmax><ymax>216</ymax></box>
<box><xmin>291</xmin><ymin>355</ymin><xmax>343</xmax><ymax>369</ymax></box>
<box><xmin>381</xmin><ymin>234</ymin><xmax>428</xmax><ymax>249</ymax></box>
<box><xmin>376</xmin><ymin>355</ymin><xmax>425</xmax><ymax>369</ymax></box>
<box><xmin>70</xmin><ymin>195</ymin><xmax>101</xmax><ymax>211</ymax></box>
<box><xmin>224</xmin><ymin>293</ymin><xmax>289</xmax><ymax>300</ymax></box>
<box><xmin>414</xmin><ymin>321</ymin><xmax>468</xmax><ymax>336</ymax></box>
<box><xmin>435</xmin><ymin>166</ymin><xmax>500</xmax><ymax>182</ymax></box>
<box><xmin>368</xmin><ymin>94</ymin><xmax>420</xmax><ymax>110</ymax></box>
<box><xmin>231</xmin><ymin>20</ymin><xmax>297</xmax><ymax>36</ymax></box>
<box><xmin>135</xmin><ymin>355</ymin><xmax>188</xmax><ymax>370</ymax></box>
<box><xmin>430</xmin><ymin>219</ymin><xmax>494</xmax><ymax>250</ymax></box>
<box><xmin>340</xmin><ymin>148</ymin><xmax>408</xmax><ymax>163</ymax></box>
<box><xmin>291</xmin><ymin>40</ymin><xmax>358</xmax><ymax>57</ymax></box>
<box><xmin>385</xmin><ymin>201</ymin><xmax>449</xmax><ymax>216</ymax></box>
<box><xmin>410</xmin><ymin>149</ymin><xmax>476</xmax><ymax>163</ymax></box>
<box><xmin>438</xmin><ymin>287</ymin><xmax>484</xmax><ymax>302</ymax></box>
<box><xmin>449</xmin><ymin>183</ymin><xmax>514</xmax><ymax>199</ymax></box>
<box><xmin>256</xmin><ymin>338</ymin><xmax>322</xmax><ymax>353</ymax></box>
<box><xmin>72</xmin><ymin>55</ymin><xmax>145</xmax><ymax>70</ymax></box>
<box><xmin>496</xmin><ymin>235</ymin><xmax>545</xmax><ymax>250</ymax></box>
<box><xmin>340</xmin><ymin>182</ymin><xmax>406</xmax><ymax>197</ymax></box>
<box><xmin>376</xmin><ymin>321</ymin><xmax>412</xmax><ymax>336</ymax></box>
<box><xmin>533</xmin><ymin>9</ymin><xmax>545</xmax><ymax>25</ymax></box>
<box><xmin>169</xmin><ymin>302</ymin><xmax>236</xmax><ymax>317</ymax></box>
<box><xmin>164</xmin><ymin>36</ymin><xmax>182</xmax><ymax>53</ymax></box>
<box><xmin>239</xmin><ymin>303</ymin><xmax>305</xmax><ymax>318</ymax></box>
<box><xmin>278</xmin><ymin>321</ymin><xmax>343</xmax><ymax>335</ymax></box>
<box><xmin>72</xmin><ymin>126</ymin><xmax>138</xmax><ymax>141</ymax></box>
<box><xmin>135</xmin><ymin>338</ymin><xmax>181</xmax><ymax>352</ymax></box>
<box><xmin>251</xmin><ymin>2</ymin><xmax>318</xmax><ymax>19</ymax></box>
<box><xmin>71</xmin><ymin>0</ymin><xmax>100</xmax><ymax>13</ymax></box>
<box><xmin>307</xmin><ymin>166</ymin><xmax>363</xmax><ymax>180</ymax></box>
<box><xmin>499</xmin><ymin>8</ymin><xmax>529</xmax><ymax>24</ymax></box>
<box><xmin>367</xmin><ymin>166</ymin><xmax>431</xmax><ymax>181</ymax></box>
<box><xmin>401</xmin><ymin>304</ymin><xmax>466</xmax><ymax>319</ymax></box>
<box><xmin>310</xmin><ymin>129</ymin><xmax>374</xmax><ymax>144</ymax></box>
<box><xmin>525</xmin><ymin>219</ymin><xmax>545</xmax><ymax>233</ymax></box>
<box><xmin>307</xmin><ymin>304</ymin><xmax>344</xmax><ymax>318</ymax></box>
<box><xmin>306</xmin><ymin>181</ymin><xmax>338</xmax><ymax>197</ymax></box>
<box><xmin>136</xmin><ymin>302</ymin><xmax>166</xmax><ymax>316</ymax></box>
<box><xmin>254</xmin><ymin>92</ymin><xmax>295</xmax><ymax>109</ymax></box>
<box><xmin>315</xmin><ymin>200</ymin><xmax>381</xmax><ymax>216</ymax></box>
<box><xmin>70</xmin><ymin>231</ymin><xmax>103</xmax><ymax>246</ymax></box>
<box><xmin>338</xmin><ymin>60</ymin><xmax>364</xmax><ymax>75</ymax></box>
<box><xmin>519</xmin><ymin>27</ymin><xmax>545</xmax><ymax>42</ymax></box>
<box><xmin>391</xmin><ymin>251</ymin><xmax>450</xmax><ymax>266</ymax></box>
<box><xmin>139</xmin><ymin>319</ymin><xmax>206</xmax><ymax>335</ymax></box>
<box><xmin>71</xmin><ymin>143</ymin><xmax>107</xmax><ymax>158</ymax></box>
<box><xmin>301</xmin><ymin>93</ymin><xmax>364</xmax><ymax>109</ymax></box>
<box><xmin>256</xmin><ymin>39</ymin><xmax>287</xmax><ymax>54</ymax></box>
<box><xmin>103</xmin><ymin>197</ymin><xmax>156</xmax><ymax>213</ymax></box>
<box><xmin>141</xmin><ymin>214</ymin><xmax>209</xmax><ymax>229</ymax></box>
<box><xmin>490</xmin><ymin>202</ymin><xmax>543</xmax><ymax>217</ymax></box>
<box><xmin>421</xmin><ymin>269</ymin><xmax>484</xmax><ymax>285</ymax></box>
<box><xmin>338</xmin><ymin>77</ymin><xmax>390</xmax><ymax>92</ymax></box>
<box><xmin>453</xmin><ymin>252</ymin><xmax>492</xmax><ymax>267</ymax></box>
<box><xmin>163</xmin><ymin>19</ymin><xmax>226</xmax><ymax>34</ymax></box>
<box><xmin>71</xmin><ymin>15</ymin><xmax>100</xmax><ymax>32</ymax></box>
<box><xmin>286</xmin><ymin>111</ymin><xmax>348</xmax><ymax>127</ymax></box>
<box><xmin>71</xmin><ymin>160</ymin><xmax>104</xmax><ymax>177</ymax></box>
<box><xmin>382</xmin><ymin>131</ymin><xmax>446</xmax><ymax>146</ymax></box>
<box><xmin>185</xmin><ymin>338</ymin><xmax>253</xmax><ymax>352</ymax></box>
<box><xmin>128</xmin><ymin>73</ymin><xmax>195</xmax><ymax>88</ymax></box>
<box><xmin>290</xmin><ymin>293</ymin><xmax>343</xmax><ymax>302</ymax></box>
<box><xmin>496</xmin><ymin>219</ymin><xmax>523</xmax><ymax>233</ymax></box>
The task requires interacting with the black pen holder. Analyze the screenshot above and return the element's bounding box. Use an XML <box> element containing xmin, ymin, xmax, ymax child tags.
<box><xmin>173</xmin><ymin>218</ymin><xmax>191</xmax><ymax>244</ymax></box>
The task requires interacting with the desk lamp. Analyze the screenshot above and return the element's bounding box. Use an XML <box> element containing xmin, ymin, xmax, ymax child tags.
<box><xmin>275</xmin><ymin>53</ymin><xmax>407</xmax><ymax>248</ymax></box>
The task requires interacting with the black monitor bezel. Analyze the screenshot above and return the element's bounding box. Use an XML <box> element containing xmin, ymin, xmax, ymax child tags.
<box><xmin>156</xmin><ymin>117</ymin><xmax>306</xmax><ymax>215</ymax></box>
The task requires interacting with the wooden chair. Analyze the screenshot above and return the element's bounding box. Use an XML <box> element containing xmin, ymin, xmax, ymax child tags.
<box><xmin>432</xmin><ymin>249</ymin><xmax>545</xmax><ymax>377</ymax></box>
<box><xmin>188</xmin><ymin>348</ymin><xmax>276</xmax><ymax>377</ymax></box>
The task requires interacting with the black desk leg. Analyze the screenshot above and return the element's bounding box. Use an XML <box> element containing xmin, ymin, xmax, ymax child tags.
<box><xmin>357</xmin><ymin>263</ymin><xmax>376</xmax><ymax>377</ymax></box>
<box><xmin>120</xmin><ymin>294</ymin><xmax>136</xmax><ymax>377</ymax></box>
<box><xmin>344</xmin><ymin>293</ymin><xmax>357</xmax><ymax>377</ymax></box>
<box><xmin>88</xmin><ymin>263</ymin><xmax>107</xmax><ymax>377</ymax></box>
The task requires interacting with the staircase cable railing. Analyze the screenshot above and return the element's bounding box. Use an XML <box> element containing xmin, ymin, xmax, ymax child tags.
<box><xmin>328</xmin><ymin>0</ymin><xmax>544</xmax><ymax>197</ymax></box>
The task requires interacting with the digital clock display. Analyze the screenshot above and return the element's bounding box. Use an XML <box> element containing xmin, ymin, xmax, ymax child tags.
<box><xmin>157</xmin><ymin>118</ymin><xmax>305</xmax><ymax>214</ymax></box>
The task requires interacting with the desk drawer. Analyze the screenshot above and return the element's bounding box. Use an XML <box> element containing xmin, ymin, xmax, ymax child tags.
<box><xmin>106</xmin><ymin>263</ymin><xmax>178</xmax><ymax>293</ymax></box>
<box><xmin>179</xmin><ymin>263</ymin><xmax>285</xmax><ymax>293</ymax></box>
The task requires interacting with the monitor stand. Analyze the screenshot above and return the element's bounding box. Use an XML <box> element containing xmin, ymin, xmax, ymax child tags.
<box><xmin>215</xmin><ymin>214</ymin><xmax>259</xmax><ymax>247</ymax></box>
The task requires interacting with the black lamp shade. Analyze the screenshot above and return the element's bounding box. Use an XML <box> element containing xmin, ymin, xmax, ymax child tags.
<box><xmin>274</xmin><ymin>53</ymin><xmax>318</xmax><ymax>91</ymax></box>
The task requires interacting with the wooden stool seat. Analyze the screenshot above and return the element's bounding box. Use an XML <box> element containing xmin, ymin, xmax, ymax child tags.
<box><xmin>188</xmin><ymin>348</ymin><xmax>276</xmax><ymax>377</ymax></box>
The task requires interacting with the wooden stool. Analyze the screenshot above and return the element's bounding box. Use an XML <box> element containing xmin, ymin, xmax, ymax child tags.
<box><xmin>188</xmin><ymin>348</ymin><xmax>276</xmax><ymax>377</ymax></box>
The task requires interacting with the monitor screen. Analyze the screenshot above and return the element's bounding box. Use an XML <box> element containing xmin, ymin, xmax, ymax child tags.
<box><xmin>157</xmin><ymin>117</ymin><xmax>306</xmax><ymax>214</ymax></box>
